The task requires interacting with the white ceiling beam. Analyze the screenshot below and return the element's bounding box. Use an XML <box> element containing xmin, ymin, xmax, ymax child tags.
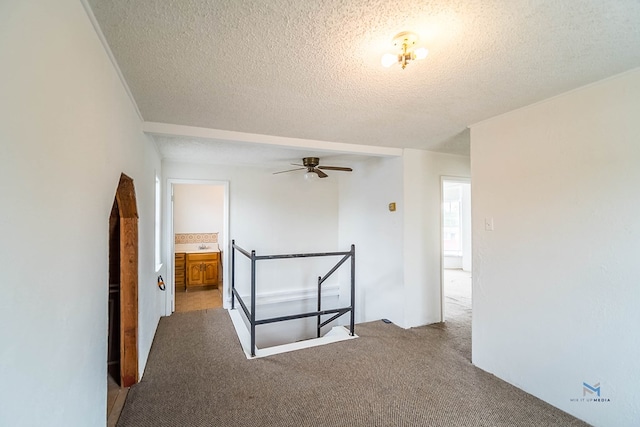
<box><xmin>142</xmin><ymin>122</ymin><xmax>403</xmax><ymax>157</ymax></box>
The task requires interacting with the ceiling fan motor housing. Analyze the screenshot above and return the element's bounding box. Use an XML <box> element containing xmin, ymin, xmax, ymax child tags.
<box><xmin>272</xmin><ymin>157</ymin><xmax>351</xmax><ymax>177</ymax></box>
<box><xmin>302</xmin><ymin>157</ymin><xmax>320</xmax><ymax>168</ymax></box>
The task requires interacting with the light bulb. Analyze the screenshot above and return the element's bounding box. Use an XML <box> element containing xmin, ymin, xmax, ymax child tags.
<box><xmin>381</xmin><ymin>53</ymin><xmax>397</xmax><ymax>68</ymax></box>
<box><xmin>304</xmin><ymin>171</ymin><xmax>318</xmax><ymax>181</ymax></box>
<box><xmin>414</xmin><ymin>47</ymin><xmax>428</xmax><ymax>60</ymax></box>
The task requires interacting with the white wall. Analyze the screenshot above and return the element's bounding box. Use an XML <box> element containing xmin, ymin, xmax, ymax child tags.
<box><xmin>403</xmin><ymin>150</ymin><xmax>471</xmax><ymax>327</ymax></box>
<box><xmin>338</xmin><ymin>156</ymin><xmax>405</xmax><ymax>325</ymax></box>
<box><xmin>336</xmin><ymin>152</ymin><xmax>471</xmax><ymax>329</ymax></box>
<box><xmin>164</xmin><ymin>152</ymin><xmax>471</xmax><ymax>336</ymax></box>
<box><xmin>164</xmin><ymin>161</ymin><xmax>340</xmax><ymax>307</ymax></box>
<box><xmin>166</xmin><ymin>157</ymin><xmax>409</xmax><ymax>334</ymax></box>
<box><xmin>0</xmin><ymin>1</ymin><xmax>163</xmax><ymax>425</ymax></box>
<box><xmin>173</xmin><ymin>184</ymin><xmax>225</xmax><ymax>242</ymax></box>
<box><xmin>470</xmin><ymin>68</ymin><xmax>640</xmax><ymax>427</ymax></box>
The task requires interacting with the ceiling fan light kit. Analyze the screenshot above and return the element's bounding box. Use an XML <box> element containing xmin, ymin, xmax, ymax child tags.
<box><xmin>381</xmin><ymin>31</ymin><xmax>428</xmax><ymax>69</ymax></box>
<box><xmin>304</xmin><ymin>171</ymin><xmax>319</xmax><ymax>180</ymax></box>
<box><xmin>274</xmin><ymin>157</ymin><xmax>353</xmax><ymax>179</ymax></box>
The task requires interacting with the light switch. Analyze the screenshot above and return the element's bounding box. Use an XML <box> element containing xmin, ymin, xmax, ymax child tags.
<box><xmin>484</xmin><ymin>217</ymin><xmax>494</xmax><ymax>231</ymax></box>
<box><xmin>388</xmin><ymin>202</ymin><xmax>396</xmax><ymax>212</ymax></box>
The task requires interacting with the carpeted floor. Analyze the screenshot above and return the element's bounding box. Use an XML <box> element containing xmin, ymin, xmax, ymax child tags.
<box><xmin>117</xmin><ymin>305</ymin><xmax>588</xmax><ymax>427</ymax></box>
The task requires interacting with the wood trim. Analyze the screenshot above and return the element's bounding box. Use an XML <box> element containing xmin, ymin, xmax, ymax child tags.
<box><xmin>114</xmin><ymin>174</ymin><xmax>138</xmax><ymax>388</ymax></box>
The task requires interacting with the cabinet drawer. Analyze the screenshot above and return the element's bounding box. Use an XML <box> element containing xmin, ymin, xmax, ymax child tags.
<box><xmin>186</xmin><ymin>252</ymin><xmax>217</xmax><ymax>263</ymax></box>
<box><xmin>175</xmin><ymin>253</ymin><xmax>186</xmax><ymax>287</ymax></box>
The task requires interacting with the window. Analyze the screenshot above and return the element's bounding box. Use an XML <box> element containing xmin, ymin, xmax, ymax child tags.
<box><xmin>443</xmin><ymin>184</ymin><xmax>462</xmax><ymax>256</ymax></box>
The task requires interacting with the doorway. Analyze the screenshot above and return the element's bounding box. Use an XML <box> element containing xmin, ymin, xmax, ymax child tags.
<box><xmin>165</xmin><ymin>180</ymin><xmax>230</xmax><ymax>315</ymax></box>
<box><xmin>107</xmin><ymin>174</ymin><xmax>139</xmax><ymax>419</ymax></box>
<box><xmin>441</xmin><ymin>178</ymin><xmax>472</xmax><ymax>321</ymax></box>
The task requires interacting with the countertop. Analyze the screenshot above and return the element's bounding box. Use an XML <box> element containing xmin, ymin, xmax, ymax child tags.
<box><xmin>175</xmin><ymin>243</ymin><xmax>220</xmax><ymax>253</ymax></box>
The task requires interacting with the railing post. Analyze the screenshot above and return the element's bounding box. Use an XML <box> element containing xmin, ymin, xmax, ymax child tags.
<box><xmin>231</xmin><ymin>240</ymin><xmax>235</xmax><ymax>309</ymax></box>
<box><xmin>250</xmin><ymin>249</ymin><xmax>257</xmax><ymax>357</ymax></box>
<box><xmin>350</xmin><ymin>244</ymin><xmax>355</xmax><ymax>336</ymax></box>
<box><xmin>317</xmin><ymin>276</ymin><xmax>322</xmax><ymax>338</ymax></box>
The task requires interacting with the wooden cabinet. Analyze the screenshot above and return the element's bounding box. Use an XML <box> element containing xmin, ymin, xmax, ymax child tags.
<box><xmin>175</xmin><ymin>253</ymin><xmax>186</xmax><ymax>290</ymax></box>
<box><xmin>186</xmin><ymin>252</ymin><xmax>219</xmax><ymax>289</ymax></box>
<box><xmin>187</xmin><ymin>259</ymin><xmax>204</xmax><ymax>285</ymax></box>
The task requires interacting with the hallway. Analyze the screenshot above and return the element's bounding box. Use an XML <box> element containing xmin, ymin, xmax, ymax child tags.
<box><xmin>443</xmin><ymin>268</ymin><xmax>471</xmax><ymax>319</ymax></box>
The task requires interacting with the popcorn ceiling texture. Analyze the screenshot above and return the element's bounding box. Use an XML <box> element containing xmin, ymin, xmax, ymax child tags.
<box><xmin>88</xmin><ymin>0</ymin><xmax>640</xmax><ymax>156</ymax></box>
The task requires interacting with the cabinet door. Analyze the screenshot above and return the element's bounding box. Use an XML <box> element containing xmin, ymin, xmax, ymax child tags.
<box><xmin>187</xmin><ymin>261</ymin><xmax>203</xmax><ymax>286</ymax></box>
<box><xmin>203</xmin><ymin>261</ymin><xmax>218</xmax><ymax>286</ymax></box>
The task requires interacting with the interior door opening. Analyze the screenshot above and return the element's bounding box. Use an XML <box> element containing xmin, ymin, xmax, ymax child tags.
<box><xmin>107</xmin><ymin>173</ymin><xmax>139</xmax><ymax>421</ymax></box>
<box><xmin>166</xmin><ymin>180</ymin><xmax>230</xmax><ymax>315</ymax></box>
<box><xmin>441</xmin><ymin>178</ymin><xmax>472</xmax><ymax>322</ymax></box>
<box><xmin>108</xmin><ymin>201</ymin><xmax>121</xmax><ymax>387</ymax></box>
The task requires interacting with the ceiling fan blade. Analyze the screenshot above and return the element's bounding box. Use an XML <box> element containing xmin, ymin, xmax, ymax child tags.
<box><xmin>290</xmin><ymin>163</ymin><xmax>305</xmax><ymax>167</ymax></box>
<box><xmin>317</xmin><ymin>166</ymin><xmax>353</xmax><ymax>172</ymax></box>
<box><xmin>313</xmin><ymin>168</ymin><xmax>328</xmax><ymax>178</ymax></box>
<box><xmin>273</xmin><ymin>167</ymin><xmax>306</xmax><ymax>175</ymax></box>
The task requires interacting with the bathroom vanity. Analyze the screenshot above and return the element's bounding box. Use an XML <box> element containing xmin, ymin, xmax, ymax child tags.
<box><xmin>174</xmin><ymin>251</ymin><xmax>219</xmax><ymax>290</ymax></box>
<box><xmin>174</xmin><ymin>234</ymin><xmax>221</xmax><ymax>291</ymax></box>
<box><xmin>185</xmin><ymin>252</ymin><xmax>219</xmax><ymax>288</ymax></box>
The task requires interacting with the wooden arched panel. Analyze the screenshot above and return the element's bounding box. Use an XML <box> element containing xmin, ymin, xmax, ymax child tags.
<box><xmin>114</xmin><ymin>173</ymin><xmax>138</xmax><ymax>388</ymax></box>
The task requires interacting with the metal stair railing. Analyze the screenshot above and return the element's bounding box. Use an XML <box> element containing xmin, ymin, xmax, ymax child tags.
<box><xmin>231</xmin><ymin>240</ymin><xmax>355</xmax><ymax>357</ymax></box>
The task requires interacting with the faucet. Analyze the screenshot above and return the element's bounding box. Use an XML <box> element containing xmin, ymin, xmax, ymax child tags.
<box><xmin>198</xmin><ymin>244</ymin><xmax>208</xmax><ymax>250</ymax></box>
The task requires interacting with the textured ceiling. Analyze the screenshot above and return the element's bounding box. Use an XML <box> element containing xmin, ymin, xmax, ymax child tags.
<box><xmin>88</xmin><ymin>0</ymin><xmax>640</xmax><ymax>160</ymax></box>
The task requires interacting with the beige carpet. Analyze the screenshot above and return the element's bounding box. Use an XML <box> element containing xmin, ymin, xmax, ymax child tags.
<box><xmin>117</xmin><ymin>307</ymin><xmax>588</xmax><ymax>426</ymax></box>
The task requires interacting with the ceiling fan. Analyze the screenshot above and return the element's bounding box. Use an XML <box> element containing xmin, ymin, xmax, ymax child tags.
<box><xmin>273</xmin><ymin>157</ymin><xmax>353</xmax><ymax>179</ymax></box>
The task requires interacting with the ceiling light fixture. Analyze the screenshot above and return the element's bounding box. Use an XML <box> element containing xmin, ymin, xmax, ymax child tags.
<box><xmin>304</xmin><ymin>171</ymin><xmax>319</xmax><ymax>181</ymax></box>
<box><xmin>381</xmin><ymin>31</ymin><xmax>428</xmax><ymax>69</ymax></box>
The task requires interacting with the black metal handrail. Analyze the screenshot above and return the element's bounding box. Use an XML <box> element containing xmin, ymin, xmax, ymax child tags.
<box><xmin>231</xmin><ymin>239</ymin><xmax>355</xmax><ymax>357</ymax></box>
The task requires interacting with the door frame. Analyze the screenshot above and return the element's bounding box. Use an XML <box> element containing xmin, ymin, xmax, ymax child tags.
<box><xmin>440</xmin><ymin>175</ymin><xmax>471</xmax><ymax>322</ymax></box>
<box><xmin>164</xmin><ymin>179</ymin><xmax>230</xmax><ymax>315</ymax></box>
